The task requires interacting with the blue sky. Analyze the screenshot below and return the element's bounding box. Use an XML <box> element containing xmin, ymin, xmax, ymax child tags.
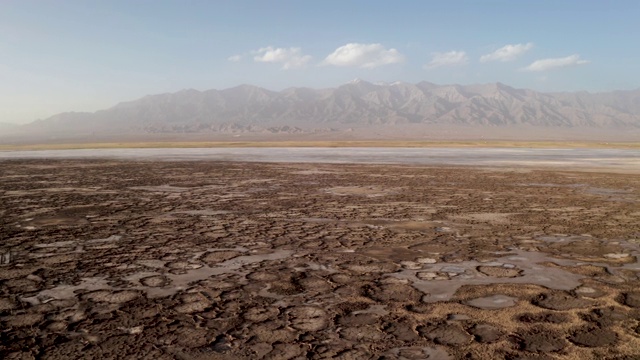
<box><xmin>1</xmin><ymin>0</ymin><xmax>639</xmax><ymax>124</ymax></box>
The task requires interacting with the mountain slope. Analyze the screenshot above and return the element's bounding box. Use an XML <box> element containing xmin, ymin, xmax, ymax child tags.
<box><xmin>15</xmin><ymin>81</ymin><xmax>640</xmax><ymax>139</ymax></box>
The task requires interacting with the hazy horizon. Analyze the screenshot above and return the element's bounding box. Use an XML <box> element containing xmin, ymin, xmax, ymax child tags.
<box><xmin>2</xmin><ymin>0</ymin><xmax>640</xmax><ymax>125</ymax></box>
<box><xmin>7</xmin><ymin>79</ymin><xmax>640</xmax><ymax>127</ymax></box>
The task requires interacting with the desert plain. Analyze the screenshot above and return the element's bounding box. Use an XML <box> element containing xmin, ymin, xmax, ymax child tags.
<box><xmin>1</xmin><ymin>146</ymin><xmax>639</xmax><ymax>359</ymax></box>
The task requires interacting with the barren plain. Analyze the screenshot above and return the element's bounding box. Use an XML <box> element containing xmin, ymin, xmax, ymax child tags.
<box><xmin>1</xmin><ymin>156</ymin><xmax>640</xmax><ymax>359</ymax></box>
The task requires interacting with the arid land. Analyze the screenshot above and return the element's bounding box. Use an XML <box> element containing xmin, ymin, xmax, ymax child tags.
<box><xmin>1</xmin><ymin>159</ymin><xmax>640</xmax><ymax>359</ymax></box>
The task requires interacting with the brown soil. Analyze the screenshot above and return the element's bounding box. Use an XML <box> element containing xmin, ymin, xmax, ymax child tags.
<box><xmin>1</xmin><ymin>159</ymin><xmax>640</xmax><ymax>359</ymax></box>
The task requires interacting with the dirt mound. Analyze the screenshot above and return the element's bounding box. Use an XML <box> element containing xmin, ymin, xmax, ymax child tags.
<box><xmin>2</xmin><ymin>160</ymin><xmax>640</xmax><ymax>359</ymax></box>
<box><xmin>532</xmin><ymin>292</ymin><xmax>594</xmax><ymax>310</ymax></box>
<box><xmin>516</xmin><ymin>328</ymin><xmax>567</xmax><ymax>352</ymax></box>
<box><xmin>568</xmin><ymin>326</ymin><xmax>617</xmax><ymax>347</ymax></box>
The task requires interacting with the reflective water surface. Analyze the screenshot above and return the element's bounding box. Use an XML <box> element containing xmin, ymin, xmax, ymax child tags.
<box><xmin>1</xmin><ymin>147</ymin><xmax>638</xmax><ymax>172</ymax></box>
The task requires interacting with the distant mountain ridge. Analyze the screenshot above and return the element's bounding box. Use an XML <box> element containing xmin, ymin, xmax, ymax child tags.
<box><xmin>12</xmin><ymin>80</ymin><xmax>640</xmax><ymax>140</ymax></box>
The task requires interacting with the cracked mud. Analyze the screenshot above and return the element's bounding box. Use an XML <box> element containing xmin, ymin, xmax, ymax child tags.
<box><xmin>1</xmin><ymin>159</ymin><xmax>639</xmax><ymax>359</ymax></box>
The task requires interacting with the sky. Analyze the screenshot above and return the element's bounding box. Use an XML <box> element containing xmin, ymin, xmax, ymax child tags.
<box><xmin>1</xmin><ymin>0</ymin><xmax>639</xmax><ymax>124</ymax></box>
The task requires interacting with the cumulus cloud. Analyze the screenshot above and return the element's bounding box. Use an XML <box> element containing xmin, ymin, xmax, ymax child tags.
<box><xmin>252</xmin><ymin>47</ymin><xmax>312</xmax><ymax>69</ymax></box>
<box><xmin>523</xmin><ymin>54</ymin><xmax>590</xmax><ymax>72</ymax></box>
<box><xmin>323</xmin><ymin>43</ymin><xmax>404</xmax><ymax>69</ymax></box>
<box><xmin>227</xmin><ymin>54</ymin><xmax>242</xmax><ymax>62</ymax></box>
<box><xmin>424</xmin><ymin>51</ymin><xmax>468</xmax><ymax>69</ymax></box>
<box><xmin>480</xmin><ymin>43</ymin><xmax>533</xmax><ymax>62</ymax></box>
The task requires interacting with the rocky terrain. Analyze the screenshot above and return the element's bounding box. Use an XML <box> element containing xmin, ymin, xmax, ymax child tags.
<box><xmin>4</xmin><ymin>81</ymin><xmax>640</xmax><ymax>142</ymax></box>
<box><xmin>1</xmin><ymin>159</ymin><xmax>639</xmax><ymax>359</ymax></box>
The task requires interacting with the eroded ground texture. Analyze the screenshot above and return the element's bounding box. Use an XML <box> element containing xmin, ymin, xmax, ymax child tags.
<box><xmin>1</xmin><ymin>160</ymin><xmax>640</xmax><ymax>360</ymax></box>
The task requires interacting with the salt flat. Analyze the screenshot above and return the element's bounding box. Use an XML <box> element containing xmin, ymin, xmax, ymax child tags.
<box><xmin>1</xmin><ymin>147</ymin><xmax>639</xmax><ymax>173</ymax></box>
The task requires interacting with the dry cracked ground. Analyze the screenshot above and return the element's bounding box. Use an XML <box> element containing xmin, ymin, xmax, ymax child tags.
<box><xmin>1</xmin><ymin>159</ymin><xmax>640</xmax><ymax>360</ymax></box>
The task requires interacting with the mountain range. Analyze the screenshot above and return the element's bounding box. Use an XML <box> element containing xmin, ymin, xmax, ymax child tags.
<box><xmin>3</xmin><ymin>80</ymin><xmax>640</xmax><ymax>142</ymax></box>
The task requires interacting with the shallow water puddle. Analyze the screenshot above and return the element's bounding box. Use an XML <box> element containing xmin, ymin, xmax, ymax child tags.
<box><xmin>391</xmin><ymin>250</ymin><xmax>586</xmax><ymax>302</ymax></box>
<box><xmin>135</xmin><ymin>249</ymin><xmax>295</xmax><ymax>298</ymax></box>
<box><xmin>22</xmin><ymin>250</ymin><xmax>295</xmax><ymax>302</ymax></box>
<box><xmin>85</xmin><ymin>235</ymin><xmax>122</xmax><ymax>244</ymax></box>
<box><xmin>464</xmin><ymin>294</ymin><xmax>519</xmax><ymax>309</ymax></box>
<box><xmin>21</xmin><ymin>277</ymin><xmax>112</xmax><ymax>305</ymax></box>
<box><xmin>537</xmin><ymin>235</ymin><xmax>640</xmax><ymax>271</ymax></box>
<box><xmin>34</xmin><ymin>241</ymin><xmax>76</xmax><ymax>248</ymax></box>
<box><xmin>32</xmin><ymin>235</ymin><xmax>122</xmax><ymax>254</ymax></box>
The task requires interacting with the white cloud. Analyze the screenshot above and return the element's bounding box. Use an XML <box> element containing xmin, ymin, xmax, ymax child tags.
<box><xmin>252</xmin><ymin>47</ymin><xmax>312</xmax><ymax>69</ymax></box>
<box><xmin>424</xmin><ymin>51</ymin><xmax>468</xmax><ymax>69</ymax></box>
<box><xmin>523</xmin><ymin>54</ymin><xmax>590</xmax><ymax>72</ymax></box>
<box><xmin>227</xmin><ymin>54</ymin><xmax>242</xmax><ymax>62</ymax></box>
<box><xmin>323</xmin><ymin>43</ymin><xmax>404</xmax><ymax>69</ymax></box>
<box><xmin>480</xmin><ymin>43</ymin><xmax>533</xmax><ymax>62</ymax></box>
